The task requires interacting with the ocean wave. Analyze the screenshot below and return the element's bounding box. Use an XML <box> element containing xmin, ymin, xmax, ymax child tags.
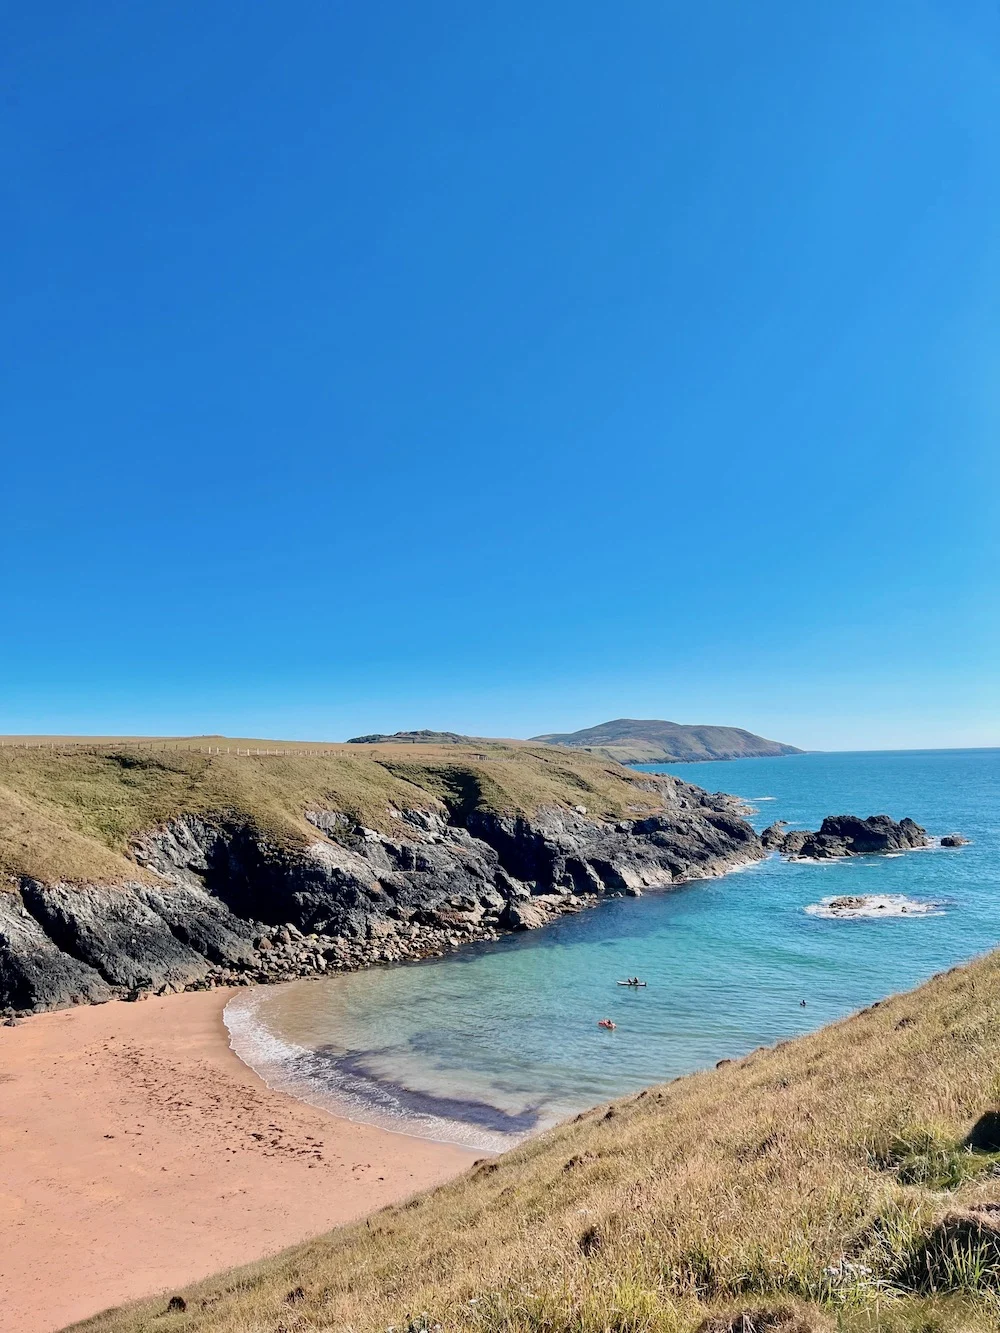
<box><xmin>224</xmin><ymin>987</ymin><xmax>312</xmax><ymax>1066</ymax></box>
<box><xmin>804</xmin><ymin>893</ymin><xmax>945</xmax><ymax>920</ymax></box>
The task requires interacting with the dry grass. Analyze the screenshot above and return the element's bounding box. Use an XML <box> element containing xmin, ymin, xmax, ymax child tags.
<box><xmin>0</xmin><ymin>741</ymin><xmax>664</xmax><ymax>887</ymax></box>
<box><xmin>67</xmin><ymin>951</ymin><xmax>1000</xmax><ymax>1333</ymax></box>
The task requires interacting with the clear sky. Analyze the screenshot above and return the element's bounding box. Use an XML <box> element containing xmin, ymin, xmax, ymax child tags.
<box><xmin>2</xmin><ymin>1</ymin><xmax>998</xmax><ymax>751</ymax></box>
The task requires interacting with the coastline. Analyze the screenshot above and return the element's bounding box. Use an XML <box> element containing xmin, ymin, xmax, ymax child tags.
<box><xmin>3</xmin><ymin>831</ymin><xmax>764</xmax><ymax>1023</ymax></box>
<box><xmin>0</xmin><ymin>744</ymin><xmax>765</xmax><ymax>1021</ymax></box>
<box><xmin>0</xmin><ymin>990</ymin><xmax>475</xmax><ymax>1333</ymax></box>
<box><xmin>0</xmin><ymin>747</ymin><xmax>988</xmax><ymax>1330</ymax></box>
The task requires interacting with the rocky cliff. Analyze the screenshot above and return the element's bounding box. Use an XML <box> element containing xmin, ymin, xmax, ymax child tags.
<box><xmin>0</xmin><ymin>744</ymin><xmax>764</xmax><ymax>1015</ymax></box>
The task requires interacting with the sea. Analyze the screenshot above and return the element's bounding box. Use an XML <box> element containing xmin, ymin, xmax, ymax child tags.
<box><xmin>224</xmin><ymin>748</ymin><xmax>1000</xmax><ymax>1153</ymax></box>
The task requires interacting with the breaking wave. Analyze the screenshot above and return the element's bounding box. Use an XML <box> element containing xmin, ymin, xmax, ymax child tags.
<box><xmin>804</xmin><ymin>893</ymin><xmax>946</xmax><ymax>920</ymax></box>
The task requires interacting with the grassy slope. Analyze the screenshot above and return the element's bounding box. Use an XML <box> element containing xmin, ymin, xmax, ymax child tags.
<box><xmin>70</xmin><ymin>949</ymin><xmax>1000</xmax><ymax>1333</ymax></box>
<box><xmin>0</xmin><ymin>741</ymin><xmax>665</xmax><ymax>887</ymax></box>
<box><xmin>531</xmin><ymin>719</ymin><xmax>803</xmax><ymax>764</ymax></box>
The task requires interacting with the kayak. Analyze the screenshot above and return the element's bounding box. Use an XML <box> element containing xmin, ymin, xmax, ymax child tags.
<box><xmin>617</xmin><ymin>981</ymin><xmax>647</xmax><ymax>987</ymax></box>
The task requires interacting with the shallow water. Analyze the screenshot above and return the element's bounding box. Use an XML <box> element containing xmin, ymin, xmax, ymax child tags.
<box><xmin>225</xmin><ymin>748</ymin><xmax>1000</xmax><ymax>1151</ymax></box>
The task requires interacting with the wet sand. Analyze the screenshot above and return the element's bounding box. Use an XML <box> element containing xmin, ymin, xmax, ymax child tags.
<box><xmin>0</xmin><ymin>990</ymin><xmax>476</xmax><ymax>1333</ymax></box>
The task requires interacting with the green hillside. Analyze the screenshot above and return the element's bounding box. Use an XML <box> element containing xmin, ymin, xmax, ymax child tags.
<box><xmin>71</xmin><ymin>949</ymin><xmax>1000</xmax><ymax>1333</ymax></box>
<box><xmin>533</xmin><ymin>718</ymin><xmax>804</xmax><ymax>764</ymax></box>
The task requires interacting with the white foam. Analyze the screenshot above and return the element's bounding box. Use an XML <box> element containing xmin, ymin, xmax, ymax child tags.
<box><xmin>804</xmin><ymin>893</ymin><xmax>945</xmax><ymax>920</ymax></box>
<box><xmin>224</xmin><ymin>988</ymin><xmax>311</xmax><ymax>1067</ymax></box>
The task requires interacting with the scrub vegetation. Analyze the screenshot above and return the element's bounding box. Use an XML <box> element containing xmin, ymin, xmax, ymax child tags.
<box><xmin>68</xmin><ymin>948</ymin><xmax>1000</xmax><ymax>1333</ymax></box>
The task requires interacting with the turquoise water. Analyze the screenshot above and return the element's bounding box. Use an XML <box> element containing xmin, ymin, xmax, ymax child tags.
<box><xmin>225</xmin><ymin>749</ymin><xmax>1000</xmax><ymax>1151</ymax></box>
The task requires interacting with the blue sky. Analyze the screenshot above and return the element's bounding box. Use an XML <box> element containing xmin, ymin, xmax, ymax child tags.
<box><xmin>2</xmin><ymin>1</ymin><xmax>997</xmax><ymax>750</ymax></box>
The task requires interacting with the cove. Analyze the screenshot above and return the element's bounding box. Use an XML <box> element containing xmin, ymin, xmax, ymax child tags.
<box><xmin>226</xmin><ymin>748</ymin><xmax>1000</xmax><ymax>1153</ymax></box>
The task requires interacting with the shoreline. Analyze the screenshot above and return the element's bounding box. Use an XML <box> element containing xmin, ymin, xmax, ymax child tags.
<box><xmin>2</xmin><ymin>836</ymin><xmax>764</xmax><ymax>1024</ymax></box>
<box><xmin>0</xmin><ymin>989</ymin><xmax>476</xmax><ymax>1333</ymax></box>
<box><xmin>178</xmin><ymin>828</ymin><xmax>764</xmax><ymax>1001</ymax></box>
<box><xmin>224</xmin><ymin>983</ymin><xmax>556</xmax><ymax>1153</ymax></box>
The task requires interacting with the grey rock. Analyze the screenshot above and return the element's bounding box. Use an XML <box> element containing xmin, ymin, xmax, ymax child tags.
<box><xmin>780</xmin><ymin>829</ymin><xmax>810</xmax><ymax>855</ymax></box>
<box><xmin>21</xmin><ymin>879</ymin><xmax>216</xmax><ymax>993</ymax></box>
<box><xmin>0</xmin><ymin>890</ymin><xmax>113</xmax><ymax>1011</ymax></box>
<box><xmin>777</xmin><ymin>814</ymin><xmax>930</xmax><ymax>860</ymax></box>
<box><xmin>760</xmin><ymin>821</ymin><xmax>789</xmax><ymax>850</ymax></box>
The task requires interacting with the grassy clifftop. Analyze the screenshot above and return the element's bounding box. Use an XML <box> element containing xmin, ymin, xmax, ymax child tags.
<box><xmin>71</xmin><ymin>949</ymin><xmax>1000</xmax><ymax>1333</ymax></box>
<box><xmin>0</xmin><ymin>739</ymin><xmax>666</xmax><ymax>888</ymax></box>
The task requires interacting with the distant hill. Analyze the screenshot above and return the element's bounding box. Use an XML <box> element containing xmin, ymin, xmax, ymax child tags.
<box><xmin>531</xmin><ymin>717</ymin><xmax>804</xmax><ymax>764</ymax></box>
<box><xmin>346</xmin><ymin>729</ymin><xmax>475</xmax><ymax>745</ymax></box>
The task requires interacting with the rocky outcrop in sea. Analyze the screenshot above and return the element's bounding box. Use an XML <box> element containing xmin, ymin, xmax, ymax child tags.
<box><xmin>762</xmin><ymin>814</ymin><xmax>931</xmax><ymax>860</ymax></box>
<box><xmin>0</xmin><ymin>775</ymin><xmax>763</xmax><ymax>1015</ymax></box>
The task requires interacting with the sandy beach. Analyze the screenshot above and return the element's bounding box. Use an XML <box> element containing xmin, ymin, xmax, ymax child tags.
<box><xmin>0</xmin><ymin>990</ymin><xmax>476</xmax><ymax>1333</ymax></box>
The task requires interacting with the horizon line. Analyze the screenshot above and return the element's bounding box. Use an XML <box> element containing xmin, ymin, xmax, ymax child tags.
<box><xmin>0</xmin><ymin>733</ymin><xmax>997</xmax><ymax>757</ymax></box>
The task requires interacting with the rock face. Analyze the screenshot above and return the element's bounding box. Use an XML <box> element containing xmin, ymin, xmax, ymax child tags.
<box><xmin>764</xmin><ymin>815</ymin><xmax>930</xmax><ymax>860</ymax></box>
<box><xmin>0</xmin><ymin>775</ymin><xmax>765</xmax><ymax>1015</ymax></box>
<box><xmin>760</xmin><ymin>821</ymin><xmax>789</xmax><ymax>851</ymax></box>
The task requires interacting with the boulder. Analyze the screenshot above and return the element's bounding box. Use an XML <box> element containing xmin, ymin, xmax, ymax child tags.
<box><xmin>502</xmin><ymin>896</ymin><xmax>558</xmax><ymax>930</ymax></box>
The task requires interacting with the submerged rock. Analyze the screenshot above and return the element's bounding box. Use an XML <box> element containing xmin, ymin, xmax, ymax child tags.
<box><xmin>805</xmin><ymin>893</ymin><xmax>941</xmax><ymax>920</ymax></box>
